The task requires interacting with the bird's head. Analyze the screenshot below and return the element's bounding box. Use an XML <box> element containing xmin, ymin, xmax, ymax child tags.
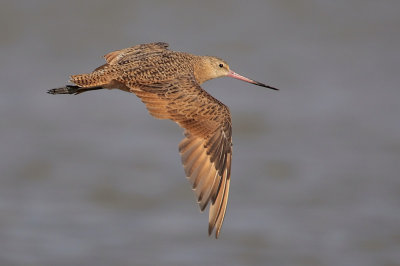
<box><xmin>195</xmin><ymin>56</ymin><xmax>278</xmax><ymax>91</ymax></box>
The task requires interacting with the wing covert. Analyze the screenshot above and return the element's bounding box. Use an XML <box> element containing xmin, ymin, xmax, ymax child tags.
<box><xmin>104</xmin><ymin>42</ymin><xmax>169</xmax><ymax>65</ymax></box>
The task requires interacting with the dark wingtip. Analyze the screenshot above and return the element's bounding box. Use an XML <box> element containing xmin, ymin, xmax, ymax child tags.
<box><xmin>208</xmin><ymin>224</ymin><xmax>213</xmax><ymax>236</ymax></box>
<box><xmin>208</xmin><ymin>223</ymin><xmax>220</xmax><ymax>239</ymax></box>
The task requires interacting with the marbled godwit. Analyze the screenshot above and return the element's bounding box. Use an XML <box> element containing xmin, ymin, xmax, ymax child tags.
<box><xmin>48</xmin><ymin>42</ymin><xmax>277</xmax><ymax>238</ymax></box>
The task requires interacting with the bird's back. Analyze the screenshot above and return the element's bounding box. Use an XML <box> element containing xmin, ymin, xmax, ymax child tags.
<box><xmin>116</xmin><ymin>51</ymin><xmax>197</xmax><ymax>84</ymax></box>
<box><xmin>103</xmin><ymin>43</ymin><xmax>198</xmax><ymax>84</ymax></box>
<box><xmin>70</xmin><ymin>42</ymin><xmax>198</xmax><ymax>88</ymax></box>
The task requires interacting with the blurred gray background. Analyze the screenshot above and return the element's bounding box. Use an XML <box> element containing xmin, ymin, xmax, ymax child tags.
<box><xmin>1</xmin><ymin>1</ymin><xmax>399</xmax><ymax>265</ymax></box>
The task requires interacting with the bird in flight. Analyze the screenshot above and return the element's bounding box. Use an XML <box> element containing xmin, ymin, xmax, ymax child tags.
<box><xmin>48</xmin><ymin>42</ymin><xmax>277</xmax><ymax>238</ymax></box>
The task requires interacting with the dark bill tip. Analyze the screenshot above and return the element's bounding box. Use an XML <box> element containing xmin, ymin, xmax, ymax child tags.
<box><xmin>253</xmin><ymin>81</ymin><xmax>279</xmax><ymax>91</ymax></box>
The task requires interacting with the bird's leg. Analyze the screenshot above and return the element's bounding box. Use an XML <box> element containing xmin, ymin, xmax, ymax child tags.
<box><xmin>47</xmin><ymin>85</ymin><xmax>104</xmax><ymax>95</ymax></box>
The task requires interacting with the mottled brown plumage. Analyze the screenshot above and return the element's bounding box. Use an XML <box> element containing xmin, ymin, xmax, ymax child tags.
<box><xmin>48</xmin><ymin>42</ymin><xmax>277</xmax><ymax>238</ymax></box>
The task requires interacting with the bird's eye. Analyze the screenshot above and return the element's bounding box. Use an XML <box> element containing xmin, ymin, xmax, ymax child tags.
<box><xmin>219</xmin><ymin>63</ymin><xmax>224</xmax><ymax>68</ymax></box>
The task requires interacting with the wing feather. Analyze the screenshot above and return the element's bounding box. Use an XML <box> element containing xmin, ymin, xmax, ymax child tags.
<box><xmin>125</xmin><ymin>74</ymin><xmax>232</xmax><ymax>238</ymax></box>
<box><xmin>104</xmin><ymin>42</ymin><xmax>169</xmax><ymax>65</ymax></box>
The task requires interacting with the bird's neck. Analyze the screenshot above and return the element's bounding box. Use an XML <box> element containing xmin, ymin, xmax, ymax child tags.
<box><xmin>193</xmin><ymin>56</ymin><xmax>213</xmax><ymax>85</ymax></box>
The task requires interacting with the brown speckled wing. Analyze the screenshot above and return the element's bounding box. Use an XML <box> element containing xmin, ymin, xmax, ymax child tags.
<box><xmin>126</xmin><ymin>74</ymin><xmax>232</xmax><ymax>238</ymax></box>
<box><xmin>103</xmin><ymin>42</ymin><xmax>169</xmax><ymax>65</ymax></box>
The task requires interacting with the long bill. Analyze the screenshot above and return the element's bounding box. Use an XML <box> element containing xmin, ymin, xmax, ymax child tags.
<box><xmin>227</xmin><ymin>70</ymin><xmax>278</xmax><ymax>90</ymax></box>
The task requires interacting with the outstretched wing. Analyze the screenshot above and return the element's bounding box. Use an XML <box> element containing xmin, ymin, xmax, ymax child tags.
<box><xmin>104</xmin><ymin>42</ymin><xmax>169</xmax><ymax>65</ymax></box>
<box><xmin>126</xmin><ymin>74</ymin><xmax>232</xmax><ymax>238</ymax></box>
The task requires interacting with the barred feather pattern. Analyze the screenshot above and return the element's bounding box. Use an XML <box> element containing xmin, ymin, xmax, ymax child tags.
<box><xmin>65</xmin><ymin>42</ymin><xmax>233</xmax><ymax>238</ymax></box>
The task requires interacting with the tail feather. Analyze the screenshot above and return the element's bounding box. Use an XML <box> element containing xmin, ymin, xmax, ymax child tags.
<box><xmin>47</xmin><ymin>85</ymin><xmax>103</xmax><ymax>95</ymax></box>
<box><xmin>47</xmin><ymin>85</ymin><xmax>81</xmax><ymax>95</ymax></box>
